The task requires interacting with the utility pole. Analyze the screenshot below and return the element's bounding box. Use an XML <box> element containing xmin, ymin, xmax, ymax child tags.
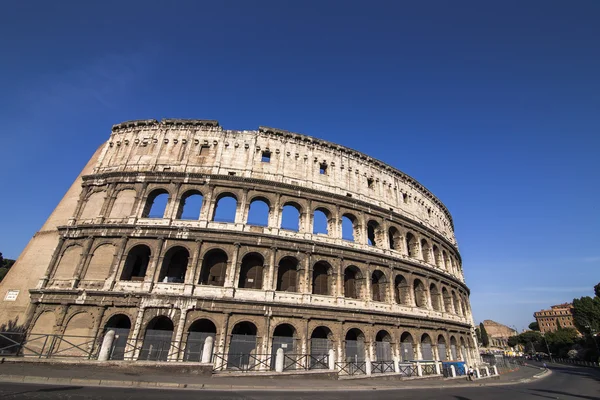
<box><xmin>541</xmin><ymin>334</ymin><xmax>553</xmax><ymax>363</ymax></box>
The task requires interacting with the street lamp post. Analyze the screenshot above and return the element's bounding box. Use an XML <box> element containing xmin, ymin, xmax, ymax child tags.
<box><xmin>541</xmin><ymin>333</ymin><xmax>553</xmax><ymax>363</ymax></box>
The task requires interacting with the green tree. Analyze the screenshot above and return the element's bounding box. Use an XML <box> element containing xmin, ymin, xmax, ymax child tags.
<box><xmin>545</xmin><ymin>328</ymin><xmax>580</xmax><ymax>358</ymax></box>
<box><xmin>517</xmin><ymin>330</ymin><xmax>543</xmax><ymax>354</ymax></box>
<box><xmin>479</xmin><ymin>322</ymin><xmax>490</xmax><ymax>347</ymax></box>
<box><xmin>528</xmin><ymin>321</ymin><xmax>540</xmax><ymax>331</ymax></box>
<box><xmin>0</xmin><ymin>252</ymin><xmax>15</xmax><ymax>282</ymax></box>
<box><xmin>507</xmin><ymin>336</ymin><xmax>519</xmax><ymax>347</ymax></box>
<box><xmin>572</xmin><ymin>296</ymin><xmax>600</xmax><ymax>334</ymax></box>
<box><xmin>475</xmin><ymin>327</ymin><xmax>482</xmax><ymax>345</ymax></box>
<box><xmin>595</xmin><ymin>282</ymin><xmax>600</xmax><ymax>298</ymax></box>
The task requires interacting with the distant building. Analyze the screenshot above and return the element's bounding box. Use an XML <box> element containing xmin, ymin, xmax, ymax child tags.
<box><xmin>534</xmin><ymin>303</ymin><xmax>579</xmax><ymax>334</ymax></box>
<box><xmin>482</xmin><ymin>320</ymin><xmax>518</xmax><ymax>348</ymax></box>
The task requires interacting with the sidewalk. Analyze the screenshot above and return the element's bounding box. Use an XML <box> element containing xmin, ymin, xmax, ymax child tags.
<box><xmin>0</xmin><ymin>359</ymin><xmax>549</xmax><ymax>391</ymax></box>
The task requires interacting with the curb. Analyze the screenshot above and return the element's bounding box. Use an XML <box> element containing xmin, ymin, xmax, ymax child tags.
<box><xmin>0</xmin><ymin>370</ymin><xmax>550</xmax><ymax>392</ymax></box>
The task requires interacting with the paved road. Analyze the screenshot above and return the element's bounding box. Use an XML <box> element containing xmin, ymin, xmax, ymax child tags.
<box><xmin>0</xmin><ymin>363</ymin><xmax>597</xmax><ymax>399</ymax></box>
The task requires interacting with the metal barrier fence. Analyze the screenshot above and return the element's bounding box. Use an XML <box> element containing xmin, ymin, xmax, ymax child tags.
<box><xmin>282</xmin><ymin>354</ymin><xmax>329</xmax><ymax>371</ymax></box>
<box><xmin>335</xmin><ymin>361</ymin><xmax>367</xmax><ymax>375</ymax></box>
<box><xmin>0</xmin><ymin>332</ymin><xmax>100</xmax><ymax>359</ymax></box>
<box><xmin>371</xmin><ymin>361</ymin><xmax>395</xmax><ymax>374</ymax></box>
<box><xmin>398</xmin><ymin>363</ymin><xmax>417</xmax><ymax>376</ymax></box>
<box><xmin>212</xmin><ymin>353</ymin><xmax>272</xmax><ymax>372</ymax></box>
<box><xmin>422</xmin><ymin>363</ymin><xmax>437</xmax><ymax>375</ymax></box>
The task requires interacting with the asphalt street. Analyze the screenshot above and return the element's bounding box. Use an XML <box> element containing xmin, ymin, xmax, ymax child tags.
<box><xmin>0</xmin><ymin>363</ymin><xmax>597</xmax><ymax>400</ymax></box>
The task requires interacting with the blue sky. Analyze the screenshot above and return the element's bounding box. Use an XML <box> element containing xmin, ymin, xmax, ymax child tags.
<box><xmin>1</xmin><ymin>0</ymin><xmax>599</xmax><ymax>331</ymax></box>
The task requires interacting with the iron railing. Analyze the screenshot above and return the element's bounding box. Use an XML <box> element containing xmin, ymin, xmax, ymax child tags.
<box><xmin>421</xmin><ymin>363</ymin><xmax>437</xmax><ymax>375</ymax></box>
<box><xmin>212</xmin><ymin>353</ymin><xmax>272</xmax><ymax>372</ymax></box>
<box><xmin>282</xmin><ymin>354</ymin><xmax>329</xmax><ymax>371</ymax></box>
<box><xmin>335</xmin><ymin>361</ymin><xmax>366</xmax><ymax>375</ymax></box>
<box><xmin>398</xmin><ymin>363</ymin><xmax>417</xmax><ymax>376</ymax></box>
<box><xmin>371</xmin><ymin>360</ymin><xmax>395</xmax><ymax>374</ymax></box>
<box><xmin>0</xmin><ymin>332</ymin><xmax>100</xmax><ymax>360</ymax></box>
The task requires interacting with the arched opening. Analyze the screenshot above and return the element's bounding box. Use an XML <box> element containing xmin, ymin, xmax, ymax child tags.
<box><xmin>103</xmin><ymin>314</ymin><xmax>131</xmax><ymax>361</ymax></box>
<box><xmin>460</xmin><ymin>296</ymin><xmax>467</xmax><ymax>316</ymax></box>
<box><xmin>312</xmin><ymin>261</ymin><xmax>331</xmax><ymax>296</ymax></box>
<box><xmin>213</xmin><ymin>194</ymin><xmax>237</xmax><ymax>223</ymax></box>
<box><xmin>281</xmin><ymin>203</ymin><xmax>301</xmax><ymax>232</ymax></box>
<box><xmin>395</xmin><ymin>275</ymin><xmax>410</xmax><ymax>305</ymax></box>
<box><xmin>452</xmin><ymin>291</ymin><xmax>462</xmax><ymax>316</ymax></box>
<box><xmin>120</xmin><ymin>245</ymin><xmax>151</xmax><ymax>281</ymax></box>
<box><xmin>437</xmin><ymin>335</ymin><xmax>447</xmax><ymax>361</ymax></box>
<box><xmin>199</xmin><ymin>249</ymin><xmax>228</xmax><ymax>286</ymax></box>
<box><xmin>247</xmin><ymin>198</ymin><xmax>270</xmax><ymax>226</ymax></box>
<box><xmin>429</xmin><ymin>283</ymin><xmax>442</xmax><ymax>312</ymax></box>
<box><xmin>341</xmin><ymin>214</ymin><xmax>356</xmax><ymax>241</ymax></box>
<box><xmin>367</xmin><ymin>220</ymin><xmax>379</xmax><ymax>246</ymax></box>
<box><xmin>139</xmin><ymin>316</ymin><xmax>174</xmax><ymax>361</ymax></box>
<box><xmin>227</xmin><ymin>322</ymin><xmax>258</xmax><ymax>370</ymax></box>
<box><xmin>310</xmin><ymin>326</ymin><xmax>333</xmax><ymax>369</ymax></box>
<box><xmin>344</xmin><ymin>266</ymin><xmax>362</xmax><ymax>299</ymax></box>
<box><xmin>442</xmin><ymin>287</ymin><xmax>453</xmax><ymax>313</ymax></box>
<box><xmin>460</xmin><ymin>337</ymin><xmax>467</xmax><ymax>362</ymax></box>
<box><xmin>313</xmin><ymin>208</ymin><xmax>329</xmax><ymax>235</ymax></box>
<box><xmin>406</xmin><ymin>232</ymin><xmax>417</xmax><ymax>257</ymax></box>
<box><xmin>413</xmin><ymin>279</ymin><xmax>428</xmax><ymax>308</ymax></box>
<box><xmin>443</xmin><ymin>251</ymin><xmax>450</xmax><ymax>271</ymax></box>
<box><xmin>158</xmin><ymin>246</ymin><xmax>189</xmax><ymax>283</ymax></box>
<box><xmin>400</xmin><ymin>332</ymin><xmax>414</xmax><ymax>361</ymax></box>
<box><xmin>388</xmin><ymin>227</ymin><xmax>401</xmax><ymax>251</ymax></box>
<box><xmin>143</xmin><ymin>189</ymin><xmax>169</xmax><ymax>218</ymax></box>
<box><xmin>420</xmin><ymin>334</ymin><xmax>433</xmax><ymax>360</ymax></box>
<box><xmin>345</xmin><ymin>328</ymin><xmax>365</xmax><ymax>362</ymax></box>
<box><xmin>375</xmin><ymin>330</ymin><xmax>392</xmax><ymax>361</ymax></box>
<box><xmin>421</xmin><ymin>240</ymin><xmax>431</xmax><ymax>263</ymax></box>
<box><xmin>276</xmin><ymin>257</ymin><xmax>299</xmax><ymax>292</ymax></box>
<box><xmin>177</xmin><ymin>191</ymin><xmax>203</xmax><ymax>220</ymax></box>
<box><xmin>371</xmin><ymin>270</ymin><xmax>387</xmax><ymax>302</ymax></box>
<box><xmin>450</xmin><ymin>336</ymin><xmax>458</xmax><ymax>360</ymax></box>
<box><xmin>238</xmin><ymin>253</ymin><xmax>264</xmax><ymax>289</ymax></box>
<box><xmin>271</xmin><ymin>324</ymin><xmax>297</xmax><ymax>369</ymax></box>
<box><xmin>432</xmin><ymin>245</ymin><xmax>442</xmax><ymax>267</ymax></box>
<box><xmin>184</xmin><ymin>319</ymin><xmax>217</xmax><ymax>362</ymax></box>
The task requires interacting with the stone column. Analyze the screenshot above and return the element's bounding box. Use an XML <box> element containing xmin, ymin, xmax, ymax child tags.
<box><xmin>224</xmin><ymin>243</ymin><xmax>241</xmax><ymax>288</ymax></box>
<box><xmin>336</xmin><ymin>258</ymin><xmax>344</xmax><ymax>298</ymax></box>
<box><xmin>184</xmin><ymin>240</ymin><xmax>203</xmax><ymax>294</ymax></box>
<box><xmin>266</xmin><ymin>247</ymin><xmax>277</xmax><ymax>291</ymax></box>
<box><xmin>73</xmin><ymin>236</ymin><xmax>95</xmax><ymax>288</ymax></box>
<box><xmin>37</xmin><ymin>236</ymin><xmax>65</xmax><ymax>289</ymax></box>
<box><xmin>105</xmin><ymin>236</ymin><xmax>128</xmax><ymax>290</ymax></box>
<box><xmin>129</xmin><ymin>307</ymin><xmax>146</xmax><ymax>361</ymax></box>
<box><xmin>165</xmin><ymin>182</ymin><xmax>182</xmax><ymax>221</ymax></box>
<box><xmin>145</xmin><ymin>237</ymin><xmax>165</xmax><ymax>291</ymax></box>
<box><xmin>235</xmin><ymin>189</ymin><xmax>249</xmax><ymax>224</ymax></box>
<box><xmin>201</xmin><ymin>185</ymin><xmax>216</xmax><ymax>222</ymax></box>
<box><xmin>170</xmin><ymin>309</ymin><xmax>189</xmax><ymax>361</ymax></box>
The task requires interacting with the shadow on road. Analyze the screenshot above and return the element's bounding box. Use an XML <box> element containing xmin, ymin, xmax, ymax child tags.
<box><xmin>0</xmin><ymin>386</ymin><xmax>83</xmax><ymax>398</ymax></box>
<box><xmin>529</xmin><ymin>389</ymin><xmax>600</xmax><ymax>400</ymax></box>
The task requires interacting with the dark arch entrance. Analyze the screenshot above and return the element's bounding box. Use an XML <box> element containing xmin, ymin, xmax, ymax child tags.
<box><xmin>310</xmin><ymin>326</ymin><xmax>333</xmax><ymax>369</ymax></box>
<box><xmin>103</xmin><ymin>314</ymin><xmax>131</xmax><ymax>360</ymax></box>
<box><xmin>227</xmin><ymin>322</ymin><xmax>258</xmax><ymax>370</ymax></box>
<box><xmin>345</xmin><ymin>328</ymin><xmax>365</xmax><ymax>362</ymax></box>
<box><xmin>400</xmin><ymin>332</ymin><xmax>414</xmax><ymax>362</ymax></box>
<box><xmin>139</xmin><ymin>316</ymin><xmax>174</xmax><ymax>361</ymax></box>
<box><xmin>271</xmin><ymin>324</ymin><xmax>296</xmax><ymax>370</ymax></box>
<box><xmin>184</xmin><ymin>319</ymin><xmax>217</xmax><ymax>362</ymax></box>
<box><xmin>375</xmin><ymin>330</ymin><xmax>392</xmax><ymax>362</ymax></box>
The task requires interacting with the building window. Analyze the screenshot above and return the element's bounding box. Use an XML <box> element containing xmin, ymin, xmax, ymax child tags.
<box><xmin>367</xmin><ymin>178</ymin><xmax>374</xmax><ymax>188</ymax></box>
<box><xmin>319</xmin><ymin>163</ymin><xmax>327</xmax><ymax>175</ymax></box>
<box><xmin>261</xmin><ymin>151</ymin><xmax>271</xmax><ymax>163</ymax></box>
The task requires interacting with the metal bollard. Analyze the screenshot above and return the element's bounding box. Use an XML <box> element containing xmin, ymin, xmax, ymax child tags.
<box><xmin>98</xmin><ymin>330</ymin><xmax>115</xmax><ymax>362</ymax></box>
<box><xmin>201</xmin><ymin>336</ymin><xmax>214</xmax><ymax>363</ymax></box>
<box><xmin>275</xmin><ymin>348</ymin><xmax>285</xmax><ymax>372</ymax></box>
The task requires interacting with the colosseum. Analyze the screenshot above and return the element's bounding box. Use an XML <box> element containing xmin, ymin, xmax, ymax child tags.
<box><xmin>0</xmin><ymin>118</ymin><xmax>478</xmax><ymax>375</ymax></box>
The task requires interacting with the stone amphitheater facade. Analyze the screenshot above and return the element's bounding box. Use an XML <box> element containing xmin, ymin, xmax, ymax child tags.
<box><xmin>0</xmin><ymin>119</ymin><xmax>478</xmax><ymax>369</ymax></box>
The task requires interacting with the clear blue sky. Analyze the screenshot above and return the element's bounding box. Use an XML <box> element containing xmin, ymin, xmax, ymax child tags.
<box><xmin>1</xmin><ymin>0</ymin><xmax>599</xmax><ymax>331</ymax></box>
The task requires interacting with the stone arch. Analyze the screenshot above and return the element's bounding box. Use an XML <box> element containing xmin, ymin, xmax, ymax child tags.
<box><xmin>400</xmin><ymin>332</ymin><xmax>414</xmax><ymax>361</ymax></box>
<box><xmin>271</xmin><ymin>323</ymin><xmax>298</xmax><ymax>367</ymax></box>
<box><xmin>452</xmin><ymin>291</ymin><xmax>462</xmax><ymax>316</ymax></box>
<box><xmin>344</xmin><ymin>328</ymin><xmax>366</xmax><ymax>362</ymax></box>
<box><xmin>213</xmin><ymin>192</ymin><xmax>238</xmax><ymax>223</ymax></box>
<box><xmin>394</xmin><ymin>274</ymin><xmax>410</xmax><ymax>305</ymax></box>
<box><xmin>442</xmin><ymin>287</ymin><xmax>453</xmax><ymax>313</ymax></box>
<box><xmin>30</xmin><ymin>311</ymin><xmax>56</xmax><ymax>335</ymax></box>
<box><xmin>276</xmin><ymin>256</ymin><xmax>299</xmax><ymax>292</ymax></box>
<box><xmin>344</xmin><ymin>265</ymin><xmax>363</xmax><ymax>299</ymax></box>
<box><xmin>413</xmin><ymin>278</ymin><xmax>428</xmax><ymax>308</ymax></box>
<box><xmin>313</xmin><ymin>207</ymin><xmax>331</xmax><ymax>235</ymax></box>
<box><xmin>371</xmin><ymin>269</ymin><xmax>388</xmax><ymax>302</ymax></box>
<box><xmin>82</xmin><ymin>243</ymin><xmax>116</xmax><ymax>281</ymax></box>
<box><xmin>450</xmin><ymin>336</ymin><xmax>458</xmax><ymax>360</ymax></box>
<box><xmin>184</xmin><ymin>319</ymin><xmax>217</xmax><ymax>362</ymax></box>
<box><xmin>109</xmin><ymin>188</ymin><xmax>137</xmax><ymax>219</ymax></box>
<box><xmin>366</xmin><ymin>220</ymin><xmax>382</xmax><ymax>247</ymax></box>
<box><xmin>58</xmin><ymin>312</ymin><xmax>94</xmax><ymax>357</ymax></box>
<box><xmin>281</xmin><ymin>202</ymin><xmax>301</xmax><ymax>232</ymax></box>
<box><xmin>53</xmin><ymin>244</ymin><xmax>83</xmax><ymax>280</ymax></box>
<box><xmin>177</xmin><ymin>190</ymin><xmax>203</xmax><ymax>220</ymax></box>
<box><xmin>120</xmin><ymin>244</ymin><xmax>151</xmax><ymax>281</ymax></box>
<box><xmin>227</xmin><ymin>321</ymin><xmax>258</xmax><ymax>369</ymax></box>
<box><xmin>312</xmin><ymin>260</ymin><xmax>332</xmax><ymax>296</ymax></box>
<box><xmin>429</xmin><ymin>283</ymin><xmax>442</xmax><ymax>312</ymax></box>
<box><xmin>437</xmin><ymin>334</ymin><xmax>447</xmax><ymax>361</ymax></box>
<box><xmin>247</xmin><ymin>197</ymin><xmax>270</xmax><ymax>226</ymax></box>
<box><xmin>420</xmin><ymin>239</ymin><xmax>431</xmax><ymax>263</ymax></box>
<box><xmin>238</xmin><ymin>252</ymin><xmax>265</xmax><ymax>289</ymax></box>
<box><xmin>142</xmin><ymin>189</ymin><xmax>169</xmax><ymax>218</ymax></box>
<box><xmin>432</xmin><ymin>245</ymin><xmax>442</xmax><ymax>267</ymax></box>
<box><xmin>375</xmin><ymin>330</ymin><xmax>393</xmax><ymax>361</ymax></box>
<box><xmin>405</xmin><ymin>232</ymin><xmax>418</xmax><ymax>257</ymax></box>
<box><xmin>420</xmin><ymin>333</ymin><xmax>434</xmax><ymax>360</ymax></box>
<box><xmin>139</xmin><ymin>316</ymin><xmax>174</xmax><ymax>361</ymax></box>
<box><xmin>341</xmin><ymin>213</ymin><xmax>359</xmax><ymax>242</ymax></box>
<box><xmin>459</xmin><ymin>337</ymin><xmax>468</xmax><ymax>361</ymax></box>
<box><xmin>103</xmin><ymin>314</ymin><xmax>132</xmax><ymax>360</ymax></box>
<box><xmin>388</xmin><ymin>226</ymin><xmax>402</xmax><ymax>251</ymax></box>
<box><xmin>158</xmin><ymin>246</ymin><xmax>189</xmax><ymax>283</ymax></box>
<box><xmin>79</xmin><ymin>191</ymin><xmax>106</xmax><ymax>221</ymax></box>
<box><xmin>310</xmin><ymin>326</ymin><xmax>334</xmax><ymax>368</ymax></box>
<box><xmin>199</xmin><ymin>248</ymin><xmax>228</xmax><ymax>286</ymax></box>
